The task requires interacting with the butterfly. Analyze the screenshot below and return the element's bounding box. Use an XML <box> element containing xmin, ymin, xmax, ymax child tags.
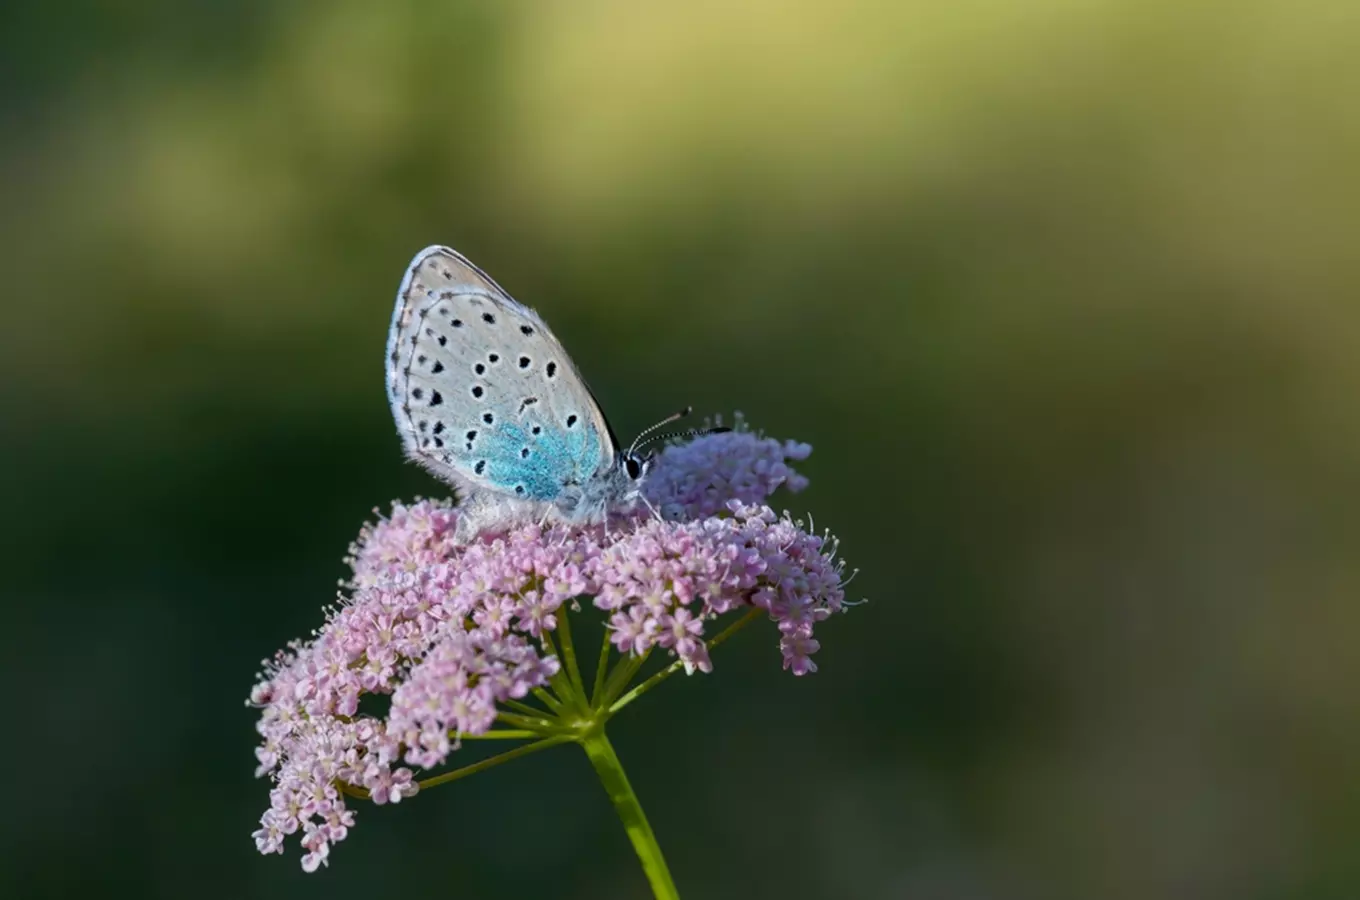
<box><xmin>385</xmin><ymin>245</ymin><xmax>692</xmax><ymax>542</ymax></box>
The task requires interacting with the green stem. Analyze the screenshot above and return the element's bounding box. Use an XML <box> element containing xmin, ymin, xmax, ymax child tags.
<box><xmin>598</xmin><ymin>649</ymin><xmax>650</xmax><ymax>710</ymax></box>
<box><xmin>456</xmin><ymin>729</ymin><xmax>539</xmax><ymax>741</ymax></box>
<box><xmin>527</xmin><ymin>689</ymin><xmax>564</xmax><ymax>715</ymax></box>
<box><xmin>590</xmin><ymin>627</ymin><xmax>612</xmax><ymax>706</ymax></box>
<box><xmin>496</xmin><ymin>711</ymin><xmax>569</xmax><ymax>733</ymax></box>
<box><xmin>610</xmin><ymin>608</ymin><xmax>762</xmax><ymax>715</ymax></box>
<box><xmin>580</xmin><ymin>730</ymin><xmax>679</xmax><ymax>900</ymax></box>
<box><xmin>337</xmin><ymin>781</ymin><xmax>369</xmax><ymax>800</ymax></box>
<box><xmin>555</xmin><ymin>605</ymin><xmax>588</xmax><ymax>699</ymax></box>
<box><xmin>501</xmin><ymin>695</ymin><xmax>554</xmax><ymax>718</ymax></box>
<box><xmin>418</xmin><ymin>736</ymin><xmax>571</xmax><ymax>790</ymax></box>
<box><xmin>541</xmin><ymin>630</ymin><xmax>585</xmax><ymax>712</ymax></box>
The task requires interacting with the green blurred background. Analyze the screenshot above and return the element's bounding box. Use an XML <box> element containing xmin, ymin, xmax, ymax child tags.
<box><xmin>3</xmin><ymin>1</ymin><xmax>1357</xmax><ymax>898</ymax></box>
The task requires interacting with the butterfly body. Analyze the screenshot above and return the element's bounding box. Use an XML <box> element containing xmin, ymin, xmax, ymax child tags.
<box><xmin>386</xmin><ymin>246</ymin><xmax>649</xmax><ymax>541</ymax></box>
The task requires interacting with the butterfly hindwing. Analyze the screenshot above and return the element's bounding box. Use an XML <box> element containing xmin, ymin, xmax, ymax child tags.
<box><xmin>386</xmin><ymin>246</ymin><xmax>614</xmax><ymax>503</ymax></box>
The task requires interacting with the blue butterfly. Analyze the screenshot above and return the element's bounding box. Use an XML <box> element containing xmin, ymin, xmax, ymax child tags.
<box><xmin>386</xmin><ymin>246</ymin><xmax>689</xmax><ymax>541</ymax></box>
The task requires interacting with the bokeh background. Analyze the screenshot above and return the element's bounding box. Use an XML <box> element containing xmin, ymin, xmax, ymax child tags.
<box><xmin>3</xmin><ymin>1</ymin><xmax>1358</xmax><ymax>898</ymax></box>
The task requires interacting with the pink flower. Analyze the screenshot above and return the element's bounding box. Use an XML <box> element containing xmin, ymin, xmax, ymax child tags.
<box><xmin>656</xmin><ymin>608</ymin><xmax>710</xmax><ymax>673</ymax></box>
<box><xmin>643</xmin><ymin>413</ymin><xmax>812</xmax><ymax>520</ymax></box>
<box><xmin>610</xmin><ymin>604</ymin><xmax>659</xmax><ymax>655</ymax></box>
<box><xmin>780</xmin><ymin>625</ymin><xmax>822</xmax><ymax>676</ymax></box>
<box><xmin>248</xmin><ymin>422</ymin><xmax>857</xmax><ymax>870</ymax></box>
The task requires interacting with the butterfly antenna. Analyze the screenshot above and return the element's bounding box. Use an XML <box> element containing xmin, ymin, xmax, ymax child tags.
<box><xmin>628</xmin><ymin>406</ymin><xmax>693</xmax><ymax>456</ymax></box>
<box><xmin>634</xmin><ymin>424</ymin><xmax>733</xmax><ymax>453</ymax></box>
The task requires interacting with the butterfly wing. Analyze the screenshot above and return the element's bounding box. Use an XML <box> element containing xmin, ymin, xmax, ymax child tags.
<box><xmin>386</xmin><ymin>246</ymin><xmax>618</xmax><ymax>503</ymax></box>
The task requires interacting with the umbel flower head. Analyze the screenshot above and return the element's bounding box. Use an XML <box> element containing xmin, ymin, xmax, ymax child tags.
<box><xmin>249</xmin><ymin>417</ymin><xmax>857</xmax><ymax>875</ymax></box>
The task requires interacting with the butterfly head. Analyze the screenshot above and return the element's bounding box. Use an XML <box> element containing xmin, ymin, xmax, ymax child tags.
<box><xmin>622</xmin><ymin>450</ymin><xmax>653</xmax><ymax>482</ymax></box>
<box><xmin>616</xmin><ymin>406</ymin><xmax>730</xmax><ymax>487</ymax></box>
<box><xmin>567</xmin><ymin>408</ymin><xmax>729</xmax><ymax>524</ymax></box>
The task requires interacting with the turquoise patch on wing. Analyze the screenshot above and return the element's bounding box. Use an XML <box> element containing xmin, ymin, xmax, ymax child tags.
<box><xmin>480</xmin><ymin>420</ymin><xmax>603</xmax><ymax>501</ymax></box>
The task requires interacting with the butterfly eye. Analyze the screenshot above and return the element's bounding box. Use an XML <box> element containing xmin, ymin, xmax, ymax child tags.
<box><xmin>624</xmin><ymin>455</ymin><xmax>643</xmax><ymax>480</ymax></box>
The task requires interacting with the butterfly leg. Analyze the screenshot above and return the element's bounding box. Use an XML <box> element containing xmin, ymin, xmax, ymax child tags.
<box><xmin>636</xmin><ymin>492</ymin><xmax>665</xmax><ymax>523</ymax></box>
<box><xmin>452</xmin><ymin>493</ymin><xmax>543</xmax><ymax>545</ymax></box>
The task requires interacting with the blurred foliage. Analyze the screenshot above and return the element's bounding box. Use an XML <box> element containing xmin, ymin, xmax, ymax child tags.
<box><xmin>2</xmin><ymin>1</ymin><xmax>1358</xmax><ymax>898</ymax></box>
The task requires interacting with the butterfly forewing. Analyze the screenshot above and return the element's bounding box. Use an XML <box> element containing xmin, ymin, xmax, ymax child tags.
<box><xmin>386</xmin><ymin>246</ymin><xmax>616</xmax><ymax>503</ymax></box>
